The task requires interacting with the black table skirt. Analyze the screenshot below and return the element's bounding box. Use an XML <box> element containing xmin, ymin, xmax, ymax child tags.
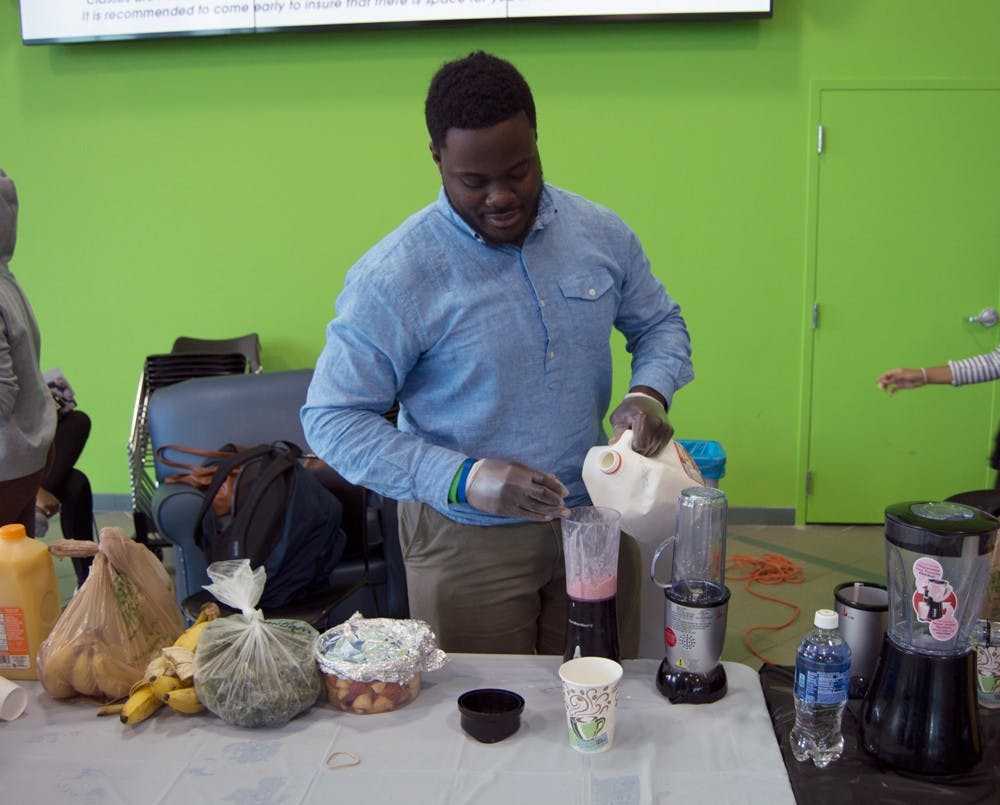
<box><xmin>759</xmin><ymin>664</ymin><xmax>1000</xmax><ymax>803</ymax></box>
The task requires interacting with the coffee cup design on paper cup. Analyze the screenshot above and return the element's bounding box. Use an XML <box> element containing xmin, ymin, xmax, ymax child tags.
<box><xmin>559</xmin><ymin>656</ymin><xmax>623</xmax><ymax>754</ymax></box>
<box><xmin>976</xmin><ymin>645</ymin><xmax>1000</xmax><ymax>708</ymax></box>
<box><xmin>0</xmin><ymin>674</ymin><xmax>28</xmax><ymax>721</ymax></box>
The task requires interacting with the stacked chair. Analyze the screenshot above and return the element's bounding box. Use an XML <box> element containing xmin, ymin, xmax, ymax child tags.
<box><xmin>126</xmin><ymin>334</ymin><xmax>262</xmax><ymax>551</ymax></box>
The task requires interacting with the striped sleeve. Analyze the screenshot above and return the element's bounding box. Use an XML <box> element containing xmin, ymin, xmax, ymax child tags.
<box><xmin>949</xmin><ymin>346</ymin><xmax>1000</xmax><ymax>386</ymax></box>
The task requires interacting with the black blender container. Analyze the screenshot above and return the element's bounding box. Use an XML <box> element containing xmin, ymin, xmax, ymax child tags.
<box><xmin>561</xmin><ymin>505</ymin><xmax>622</xmax><ymax>662</ymax></box>
<box><xmin>860</xmin><ymin>501</ymin><xmax>999</xmax><ymax>774</ymax></box>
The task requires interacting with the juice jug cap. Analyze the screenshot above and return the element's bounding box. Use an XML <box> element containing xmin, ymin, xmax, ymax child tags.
<box><xmin>814</xmin><ymin>609</ymin><xmax>838</xmax><ymax>630</ymax></box>
<box><xmin>0</xmin><ymin>523</ymin><xmax>28</xmax><ymax>540</ymax></box>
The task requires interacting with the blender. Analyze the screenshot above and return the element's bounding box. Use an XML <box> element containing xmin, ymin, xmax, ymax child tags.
<box><xmin>860</xmin><ymin>501</ymin><xmax>1000</xmax><ymax>774</ymax></box>
<box><xmin>651</xmin><ymin>486</ymin><xmax>730</xmax><ymax>703</ymax></box>
<box><xmin>561</xmin><ymin>506</ymin><xmax>621</xmax><ymax>662</ymax></box>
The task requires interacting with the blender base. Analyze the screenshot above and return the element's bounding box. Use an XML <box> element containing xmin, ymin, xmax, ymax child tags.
<box><xmin>860</xmin><ymin>635</ymin><xmax>981</xmax><ymax>775</ymax></box>
<box><xmin>656</xmin><ymin>658</ymin><xmax>727</xmax><ymax>704</ymax></box>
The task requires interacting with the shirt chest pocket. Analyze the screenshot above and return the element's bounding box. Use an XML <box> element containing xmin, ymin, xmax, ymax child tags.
<box><xmin>557</xmin><ymin>269</ymin><xmax>617</xmax><ymax>351</ymax></box>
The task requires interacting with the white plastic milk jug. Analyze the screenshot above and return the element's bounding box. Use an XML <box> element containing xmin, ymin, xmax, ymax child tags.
<box><xmin>582</xmin><ymin>429</ymin><xmax>705</xmax><ymax>544</ymax></box>
<box><xmin>583</xmin><ymin>430</ymin><xmax>706</xmax><ymax>659</ymax></box>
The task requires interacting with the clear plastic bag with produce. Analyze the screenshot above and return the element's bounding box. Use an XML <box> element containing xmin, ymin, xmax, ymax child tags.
<box><xmin>37</xmin><ymin>527</ymin><xmax>185</xmax><ymax>701</ymax></box>
<box><xmin>192</xmin><ymin>559</ymin><xmax>322</xmax><ymax>727</ymax></box>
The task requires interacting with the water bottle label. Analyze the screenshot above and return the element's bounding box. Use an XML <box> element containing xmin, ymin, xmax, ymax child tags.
<box><xmin>794</xmin><ymin>662</ymin><xmax>850</xmax><ymax>705</ymax></box>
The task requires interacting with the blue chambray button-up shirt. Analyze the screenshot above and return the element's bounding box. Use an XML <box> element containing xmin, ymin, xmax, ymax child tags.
<box><xmin>302</xmin><ymin>183</ymin><xmax>693</xmax><ymax>526</ymax></box>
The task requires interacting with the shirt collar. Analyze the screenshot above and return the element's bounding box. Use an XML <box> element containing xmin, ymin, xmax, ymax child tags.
<box><xmin>435</xmin><ymin>183</ymin><xmax>557</xmax><ymax>246</ymax></box>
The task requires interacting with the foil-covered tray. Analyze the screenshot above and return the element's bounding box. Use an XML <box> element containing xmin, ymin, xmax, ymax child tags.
<box><xmin>315</xmin><ymin>613</ymin><xmax>447</xmax><ymax>684</ymax></box>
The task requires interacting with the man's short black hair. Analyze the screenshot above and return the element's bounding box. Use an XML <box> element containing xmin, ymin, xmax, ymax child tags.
<box><xmin>425</xmin><ymin>51</ymin><xmax>537</xmax><ymax>150</ymax></box>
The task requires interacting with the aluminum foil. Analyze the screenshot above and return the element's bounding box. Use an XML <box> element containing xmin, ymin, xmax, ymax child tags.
<box><xmin>314</xmin><ymin>613</ymin><xmax>447</xmax><ymax>684</ymax></box>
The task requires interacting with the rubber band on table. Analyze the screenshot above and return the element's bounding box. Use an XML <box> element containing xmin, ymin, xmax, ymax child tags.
<box><xmin>325</xmin><ymin>751</ymin><xmax>361</xmax><ymax>770</ymax></box>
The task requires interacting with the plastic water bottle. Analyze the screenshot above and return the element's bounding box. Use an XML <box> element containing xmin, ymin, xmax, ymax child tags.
<box><xmin>790</xmin><ymin>608</ymin><xmax>851</xmax><ymax>768</ymax></box>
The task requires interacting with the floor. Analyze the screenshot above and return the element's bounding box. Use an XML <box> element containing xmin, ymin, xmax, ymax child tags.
<box><xmin>42</xmin><ymin>514</ymin><xmax>884</xmax><ymax>670</ymax></box>
<box><xmin>722</xmin><ymin>523</ymin><xmax>884</xmax><ymax>667</ymax></box>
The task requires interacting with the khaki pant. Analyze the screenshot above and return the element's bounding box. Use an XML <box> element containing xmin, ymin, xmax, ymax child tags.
<box><xmin>397</xmin><ymin>501</ymin><xmax>640</xmax><ymax>658</ymax></box>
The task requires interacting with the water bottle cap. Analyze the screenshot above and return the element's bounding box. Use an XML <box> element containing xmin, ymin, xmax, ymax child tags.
<box><xmin>0</xmin><ymin>523</ymin><xmax>28</xmax><ymax>541</ymax></box>
<box><xmin>814</xmin><ymin>608</ymin><xmax>838</xmax><ymax>630</ymax></box>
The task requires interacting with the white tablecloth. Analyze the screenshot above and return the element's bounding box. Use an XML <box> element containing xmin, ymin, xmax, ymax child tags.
<box><xmin>0</xmin><ymin>657</ymin><xmax>794</xmax><ymax>804</ymax></box>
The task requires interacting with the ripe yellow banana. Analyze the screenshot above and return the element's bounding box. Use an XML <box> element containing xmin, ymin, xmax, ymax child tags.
<box><xmin>39</xmin><ymin>643</ymin><xmax>78</xmax><ymax>699</ymax></box>
<box><xmin>172</xmin><ymin>620</ymin><xmax>211</xmax><ymax>653</ymax></box>
<box><xmin>150</xmin><ymin>674</ymin><xmax>182</xmax><ymax>701</ymax></box>
<box><xmin>163</xmin><ymin>685</ymin><xmax>205</xmax><ymax>714</ymax></box>
<box><xmin>97</xmin><ymin>702</ymin><xmax>125</xmax><ymax>717</ymax></box>
<box><xmin>171</xmin><ymin>602</ymin><xmax>222</xmax><ymax>653</ymax></box>
<box><xmin>92</xmin><ymin>652</ymin><xmax>137</xmax><ymax>701</ymax></box>
<box><xmin>120</xmin><ymin>684</ymin><xmax>165</xmax><ymax>725</ymax></box>
<box><xmin>70</xmin><ymin>644</ymin><xmax>100</xmax><ymax>698</ymax></box>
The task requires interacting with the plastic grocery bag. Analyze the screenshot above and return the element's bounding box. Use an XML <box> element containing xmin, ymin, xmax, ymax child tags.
<box><xmin>192</xmin><ymin>559</ymin><xmax>322</xmax><ymax>727</ymax></box>
<box><xmin>37</xmin><ymin>527</ymin><xmax>185</xmax><ymax>700</ymax></box>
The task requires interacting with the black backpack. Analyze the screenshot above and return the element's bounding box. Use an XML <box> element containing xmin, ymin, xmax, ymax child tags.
<box><xmin>193</xmin><ymin>441</ymin><xmax>347</xmax><ymax>609</ymax></box>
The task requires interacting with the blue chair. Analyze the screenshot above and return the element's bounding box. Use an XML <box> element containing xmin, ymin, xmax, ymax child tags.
<box><xmin>146</xmin><ymin>368</ymin><xmax>408</xmax><ymax>627</ymax></box>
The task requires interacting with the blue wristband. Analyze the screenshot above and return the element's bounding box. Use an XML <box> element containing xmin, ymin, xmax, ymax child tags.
<box><xmin>455</xmin><ymin>458</ymin><xmax>475</xmax><ymax>505</ymax></box>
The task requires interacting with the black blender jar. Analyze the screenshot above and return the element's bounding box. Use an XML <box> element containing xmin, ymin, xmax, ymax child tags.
<box><xmin>561</xmin><ymin>505</ymin><xmax>622</xmax><ymax>662</ymax></box>
<box><xmin>860</xmin><ymin>501</ymin><xmax>999</xmax><ymax>774</ymax></box>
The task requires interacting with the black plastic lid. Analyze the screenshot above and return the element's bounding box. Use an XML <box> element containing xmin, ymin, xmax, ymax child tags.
<box><xmin>884</xmin><ymin>501</ymin><xmax>998</xmax><ymax>558</ymax></box>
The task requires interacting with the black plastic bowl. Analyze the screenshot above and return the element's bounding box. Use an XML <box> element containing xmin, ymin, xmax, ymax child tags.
<box><xmin>457</xmin><ymin>688</ymin><xmax>525</xmax><ymax>743</ymax></box>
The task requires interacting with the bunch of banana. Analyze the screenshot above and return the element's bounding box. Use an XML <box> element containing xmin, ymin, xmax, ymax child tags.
<box><xmin>118</xmin><ymin>602</ymin><xmax>220</xmax><ymax>725</ymax></box>
<box><xmin>39</xmin><ymin>628</ymin><xmax>139</xmax><ymax>702</ymax></box>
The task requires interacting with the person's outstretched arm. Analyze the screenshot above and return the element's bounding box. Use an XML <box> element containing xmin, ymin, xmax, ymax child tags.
<box><xmin>877</xmin><ymin>365</ymin><xmax>953</xmax><ymax>395</ymax></box>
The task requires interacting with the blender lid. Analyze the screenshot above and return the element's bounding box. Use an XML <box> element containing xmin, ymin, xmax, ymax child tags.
<box><xmin>884</xmin><ymin>500</ymin><xmax>998</xmax><ymax>557</ymax></box>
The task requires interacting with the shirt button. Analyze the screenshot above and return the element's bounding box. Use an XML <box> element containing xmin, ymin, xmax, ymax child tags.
<box><xmin>588</xmin><ymin>288</ymin><xmax>596</xmax><ymax>297</ymax></box>
<box><xmin>540</xmin><ymin>299</ymin><xmax>546</xmax><ymax>307</ymax></box>
<box><xmin>549</xmin><ymin>351</ymin><xmax>555</xmax><ymax>359</ymax></box>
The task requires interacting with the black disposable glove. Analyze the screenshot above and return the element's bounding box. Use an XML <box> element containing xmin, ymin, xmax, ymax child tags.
<box><xmin>609</xmin><ymin>392</ymin><xmax>673</xmax><ymax>457</ymax></box>
<box><xmin>465</xmin><ymin>459</ymin><xmax>571</xmax><ymax>521</ymax></box>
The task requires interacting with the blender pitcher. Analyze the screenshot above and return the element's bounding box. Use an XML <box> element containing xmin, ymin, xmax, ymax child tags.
<box><xmin>562</xmin><ymin>506</ymin><xmax>621</xmax><ymax>662</ymax></box>
<box><xmin>860</xmin><ymin>501</ymin><xmax>999</xmax><ymax>775</ymax></box>
<box><xmin>651</xmin><ymin>486</ymin><xmax>730</xmax><ymax>703</ymax></box>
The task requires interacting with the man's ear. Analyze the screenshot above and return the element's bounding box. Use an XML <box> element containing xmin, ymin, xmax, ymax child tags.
<box><xmin>429</xmin><ymin>141</ymin><xmax>442</xmax><ymax>172</ymax></box>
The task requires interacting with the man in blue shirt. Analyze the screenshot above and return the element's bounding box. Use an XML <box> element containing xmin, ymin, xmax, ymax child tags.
<box><xmin>303</xmin><ymin>51</ymin><xmax>693</xmax><ymax>655</ymax></box>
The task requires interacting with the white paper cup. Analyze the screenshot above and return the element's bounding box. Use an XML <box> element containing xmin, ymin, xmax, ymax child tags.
<box><xmin>558</xmin><ymin>656</ymin><xmax>623</xmax><ymax>753</ymax></box>
<box><xmin>0</xmin><ymin>674</ymin><xmax>28</xmax><ymax>721</ymax></box>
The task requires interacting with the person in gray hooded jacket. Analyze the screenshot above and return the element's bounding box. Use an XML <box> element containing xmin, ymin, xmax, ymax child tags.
<box><xmin>0</xmin><ymin>168</ymin><xmax>56</xmax><ymax>533</ymax></box>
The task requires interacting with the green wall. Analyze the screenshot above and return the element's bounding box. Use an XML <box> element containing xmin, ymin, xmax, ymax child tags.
<box><xmin>3</xmin><ymin>1</ymin><xmax>999</xmax><ymax>513</ymax></box>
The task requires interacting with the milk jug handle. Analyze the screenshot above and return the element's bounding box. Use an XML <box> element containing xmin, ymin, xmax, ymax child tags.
<box><xmin>651</xmin><ymin>536</ymin><xmax>676</xmax><ymax>589</ymax></box>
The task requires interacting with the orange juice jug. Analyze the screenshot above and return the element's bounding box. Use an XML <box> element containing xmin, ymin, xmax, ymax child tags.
<box><xmin>0</xmin><ymin>523</ymin><xmax>61</xmax><ymax>680</ymax></box>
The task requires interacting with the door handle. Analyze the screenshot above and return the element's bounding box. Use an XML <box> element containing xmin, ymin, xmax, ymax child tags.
<box><xmin>967</xmin><ymin>307</ymin><xmax>999</xmax><ymax>327</ymax></box>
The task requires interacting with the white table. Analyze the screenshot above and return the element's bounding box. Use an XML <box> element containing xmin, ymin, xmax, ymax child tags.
<box><xmin>0</xmin><ymin>657</ymin><xmax>794</xmax><ymax>804</ymax></box>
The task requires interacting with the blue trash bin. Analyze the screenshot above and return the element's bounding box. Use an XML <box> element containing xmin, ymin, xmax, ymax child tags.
<box><xmin>677</xmin><ymin>440</ymin><xmax>726</xmax><ymax>487</ymax></box>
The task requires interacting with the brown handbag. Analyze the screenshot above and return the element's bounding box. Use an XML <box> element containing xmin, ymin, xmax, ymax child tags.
<box><xmin>155</xmin><ymin>444</ymin><xmax>246</xmax><ymax>517</ymax></box>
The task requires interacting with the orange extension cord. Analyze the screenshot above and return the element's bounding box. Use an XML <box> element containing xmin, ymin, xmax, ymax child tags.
<box><xmin>725</xmin><ymin>553</ymin><xmax>806</xmax><ymax>665</ymax></box>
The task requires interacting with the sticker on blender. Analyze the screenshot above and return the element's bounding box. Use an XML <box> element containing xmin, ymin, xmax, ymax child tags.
<box><xmin>911</xmin><ymin>557</ymin><xmax>960</xmax><ymax>641</ymax></box>
<box><xmin>664</xmin><ymin>627</ymin><xmax>677</xmax><ymax>648</ymax></box>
